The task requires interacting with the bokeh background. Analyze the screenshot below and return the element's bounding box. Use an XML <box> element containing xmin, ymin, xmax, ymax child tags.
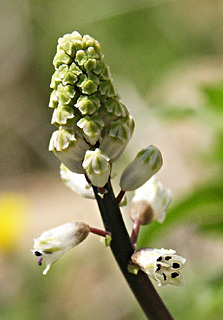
<box><xmin>1</xmin><ymin>0</ymin><xmax>223</xmax><ymax>319</ymax></box>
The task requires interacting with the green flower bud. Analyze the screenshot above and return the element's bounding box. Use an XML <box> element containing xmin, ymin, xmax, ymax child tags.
<box><xmin>77</xmin><ymin>74</ymin><xmax>98</xmax><ymax>95</ymax></box>
<box><xmin>57</xmin><ymin>32</ymin><xmax>83</xmax><ymax>57</ymax></box>
<box><xmin>82</xmin><ymin>148</ymin><xmax>111</xmax><ymax>187</ymax></box>
<box><xmin>51</xmin><ymin>105</ymin><xmax>74</xmax><ymax>125</ymax></box>
<box><xmin>119</xmin><ymin>145</ymin><xmax>163</xmax><ymax>191</ymax></box>
<box><xmin>49</xmin><ymin>90</ymin><xmax>58</xmax><ymax>109</ymax></box>
<box><xmin>100</xmin><ymin>116</ymin><xmax>135</xmax><ymax>161</ymax></box>
<box><xmin>49</xmin><ymin>127</ymin><xmax>89</xmax><ymax>173</ymax></box>
<box><xmin>77</xmin><ymin>115</ymin><xmax>104</xmax><ymax>145</ymax></box>
<box><xmin>75</xmin><ymin>95</ymin><xmax>100</xmax><ymax>115</ymax></box>
<box><xmin>56</xmin><ymin>84</ymin><xmax>76</xmax><ymax>106</ymax></box>
<box><xmin>53</xmin><ymin>49</ymin><xmax>72</xmax><ymax>68</ymax></box>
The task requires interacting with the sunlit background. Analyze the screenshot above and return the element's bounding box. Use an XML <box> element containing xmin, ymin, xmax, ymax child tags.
<box><xmin>1</xmin><ymin>0</ymin><xmax>223</xmax><ymax>319</ymax></box>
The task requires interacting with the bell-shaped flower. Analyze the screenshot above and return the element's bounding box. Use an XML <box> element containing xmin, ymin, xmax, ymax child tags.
<box><xmin>129</xmin><ymin>176</ymin><xmax>172</xmax><ymax>225</ymax></box>
<box><xmin>131</xmin><ymin>248</ymin><xmax>186</xmax><ymax>287</ymax></box>
<box><xmin>82</xmin><ymin>148</ymin><xmax>111</xmax><ymax>187</ymax></box>
<box><xmin>49</xmin><ymin>127</ymin><xmax>89</xmax><ymax>174</ymax></box>
<box><xmin>119</xmin><ymin>145</ymin><xmax>163</xmax><ymax>191</ymax></box>
<box><xmin>32</xmin><ymin>222</ymin><xmax>90</xmax><ymax>275</ymax></box>
<box><xmin>60</xmin><ymin>164</ymin><xmax>94</xmax><ymax>199</ymax></box>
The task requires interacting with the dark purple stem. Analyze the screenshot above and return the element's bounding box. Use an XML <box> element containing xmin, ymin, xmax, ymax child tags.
<box><xmin>115</xmin><ymin>189</ymin><xmax>125</xmax><ymax>204</ymax></box>
<box><xmin>93</xmin><ymin>180</ymin><xmax>174</xmax><ymax>320</ymax></box>
<box><xmin>130</xmin><ymin>219</ymin><xmax>141</xmax><ymax>246</ymax></box>
<box><xmin>90</xmin><ymin>227</ymin><xmax>111</xmax><ymax>238</ymax></box>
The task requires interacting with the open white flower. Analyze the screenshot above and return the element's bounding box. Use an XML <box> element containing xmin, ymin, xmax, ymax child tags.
<box><xmin>60</xmin><ymin>164</ymin><xmax>95</xmax><ymax>199</ymax></box>
<box><xmin>131</xmin><ymin>248</ymin><xmax>186</xmax><ymax>287</ymax></box>
<box><xmin>129</xmin><ymin>176</ymin><xmax>172</xmax><ymax>225</ymax></box>
<box><xmin>32</xmin><ymin>222</ymin><xmax>90</xmax><ymax>275</ymax></box>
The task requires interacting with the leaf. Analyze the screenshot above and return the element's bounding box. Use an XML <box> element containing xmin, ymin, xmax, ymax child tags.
<box><xmin>202</xmin><ymin>83</ymin><xmax>223</xmax><ymax>113</ymax></box>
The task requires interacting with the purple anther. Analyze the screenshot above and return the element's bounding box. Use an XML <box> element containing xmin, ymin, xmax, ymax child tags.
<box><xmin>35</xmin><ymin>251</ymin><xmax>42</xmax><ymax>256</ymax></box>
<box><xmin>37</xmin><ymin>257</ymin><xmax>43</xmax><ymax>266</ymax></box>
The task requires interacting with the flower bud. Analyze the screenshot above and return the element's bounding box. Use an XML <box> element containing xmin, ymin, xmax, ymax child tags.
<box><xmin>82</xmin><ymin>148</ymin><xmax>111</xmax><ymax>187</ymax></box>
<box><xmin>32</xmin><ymin>222</ymin><xmax>90</xmax><ymax>275</ymax></box>
<box><xmin>129</xmin><ymin>176</ymin><xmax>172</xmax><ymax>225</ymax></box>
<box><xmin>119</xmin><ymin>145</ymin><xmax>163</xmax><ymax>191</ymax></box>
<box><xmin>131</xmin><ymin>248</ymin><xmax>186</xmax><ymax>287</ymax></box>
<box><xmin>49</xmin><ymin>127</ymin><xmax>89</xmax><ymax>173</ymax></box>
<box><xmin>60</xmin><ymin>164</ymin><xmax>94</xmax><ymax>199</ymax></box>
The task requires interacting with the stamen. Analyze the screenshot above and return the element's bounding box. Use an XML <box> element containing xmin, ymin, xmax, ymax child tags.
<box><xmin>171</xmin><ymin>272</ymin><xmax>179</xmax><ymax>278</ymax></box>
<box><xmin>162</xmin><ymin>273</ymin><xmax>167</xmax><ymax>281</ymax></box>
<box><xmin>156</xmin><ymin>264</ymin><xmax>161</xmax><ymax>271</ymax></box>
<box><xmin>37</xmin><ymin>257</ymin><xmax>43</xmax><ymax>266</ymax></box>
<box><xmin>172</xmin><ymin>262</ymin><xmax>180</xmax><ymax>269</ymax></box>
<box><xmin>165</xmin><ymin>256</ymin><xmax>172</xmax><ymax>261</ymax></box>
<box><xmin>43</xmin><ymin>251</ymin><xmax>53</xmax><ymax>254</ymax></box>
<box><xmin>157</xmin><ymin>256</ymin><xmax>162</xmax><ymax>262</ymax></box>
<box><xmin>34</xmin><ymin>251</ymin><xmax>42</xmax><ymax>256</ymax></box>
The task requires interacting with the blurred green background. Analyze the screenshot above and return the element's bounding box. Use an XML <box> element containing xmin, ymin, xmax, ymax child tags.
<box><xmin>1</xmin><ymin>0</ymin><xmax>223</xmax><ymax>319</ymax></box>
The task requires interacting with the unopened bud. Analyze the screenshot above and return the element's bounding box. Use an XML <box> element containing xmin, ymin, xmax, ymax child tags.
<box><xmin>119</xmin><ymin>145</ymin><xmax>163</xmax><ymax>191</ymax></box>
<box><xmin>82</xmin><ymin>148</ymin><xmax>111</xmax><ymax>187</ymax></box>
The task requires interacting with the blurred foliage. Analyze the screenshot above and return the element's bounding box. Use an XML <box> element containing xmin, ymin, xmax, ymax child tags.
<box><xmin>139</xmin><ymin>81</ymin><xmax>223</xmax><ymax>319</ymax></box>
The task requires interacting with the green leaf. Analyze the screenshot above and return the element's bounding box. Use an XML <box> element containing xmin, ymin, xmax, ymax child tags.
<box><xmin>202</xmin><ymin>83</ymin><xmax>223</xmax><ymax>113</ymax></box>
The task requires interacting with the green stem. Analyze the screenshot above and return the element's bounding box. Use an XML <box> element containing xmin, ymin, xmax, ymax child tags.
<box><xmin>93</xmin><ymin>181</ymin><xmax>174</xmax><ymax>320</ymax></box>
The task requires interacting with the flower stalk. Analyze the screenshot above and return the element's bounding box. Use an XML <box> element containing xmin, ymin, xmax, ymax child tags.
<box><xmin>93</xmin><ymin>180</ymin><xmax>174</xmax><ymax>320</ymax></box>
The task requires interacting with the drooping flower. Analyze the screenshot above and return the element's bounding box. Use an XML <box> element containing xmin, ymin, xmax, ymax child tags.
<box><xmin>32</xmin><ymin>222</ymin><xmax>90</xmax><ymax>275</ymax></box>
<box><xmin>119</xmin><ymin>145</ymin><xmax>163</xmax><ymax>191</ymax></box>
<box><xmin>129</xmin><ymin>176</ymin><xmax>172</xmax><ymax>225</ymax></box>
<box><xmin>60</xmin><ymin>164</ymin><xmax>94</xmax><ymax>199</ymax></box>
<box><xmin>131</xmin><ymin>248</ymin><xmax>186</xmax><ymax>287</ymax></box>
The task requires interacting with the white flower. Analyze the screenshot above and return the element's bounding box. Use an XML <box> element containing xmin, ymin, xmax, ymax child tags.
<box><xmin>119</xmin><ymin>145</ymin><xmax>163</xmax><ymax>191</ymax></box>
<box><xmin>60</xmin><ymin>164</ymin><xmax>95</xmax><ymax>199</ymax></box>
<box><xmin>131</xmin><ymin>248</ymin><xmax>186</xmax><ymax>287</ymax></box>
<box><xmin>129</xmin><ymin>176</ymin><xmax>172</xmax><ymax>224</ymax></box>
<box><xmin>82</xmin><ymin>148</ymin><xmax>111</xmax><ymax>188</ymax></box>
<box><xmin>32</xmin><ymin>222</ymin><xmax>90</xmax><ymax>275</ymax></box>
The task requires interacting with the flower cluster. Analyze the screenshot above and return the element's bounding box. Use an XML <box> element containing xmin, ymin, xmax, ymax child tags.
<box><xmin>49</xmin><ymin>31</ymin><xmax>134</xmax><ymax>187</ymax></box>
<box><xmin>131</xmin><ymin>248</ymin><xmax>186</xmax><ymax>287</ymax></box>
<box><xmin>32</xmin><ymin>32</ymin><xmax>186</xmax><ymax>289</ymax></box>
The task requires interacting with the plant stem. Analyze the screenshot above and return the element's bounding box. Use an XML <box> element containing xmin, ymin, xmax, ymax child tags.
<box><xmin>130</xmin><ymin>219</ymin><xmax>141</xmax><ymax>246</ymax></box>
<box><xmin>90</xmin><ymin>227</ymin><xmax>111</xmax><ymax>237</ymax></box>
<box><xmin>93</xmin><ymin>180</ymin><xmax>174</xmax><ymax>320</ymax></box>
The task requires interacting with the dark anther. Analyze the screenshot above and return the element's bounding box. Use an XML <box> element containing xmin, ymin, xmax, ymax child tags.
<box><xmin>157</xmin><ymin>256</ymin><xmax>162</xmax><ymax>262</ymax></box>
<box><xmin>156</xmin><ymin>264</ymin><xmax>161</xmax><ymax>272</ymax></box>
<box><xmin>43</xmin><ymin>251</ymin><xmax>53</xmax><ymax>254</ymax></box>
<box><xmin>165</xmin><ymin>256</ymin><xmax>172</xmax><ymax>261</ymax></box>
<box><xmin>162</xmin><ymin>273</ymin><xmax>167</xmax><ymax>281</ymax></box>
<box><xmin>34</xmin><ymin>251</ymin><xmax>42</xmax><ymax>256</ymax></box>
<box><xmin>95</xmin><ymin>141</ymin><xmax>100</xmax><ymax>148</ymax></box>
<box><xmin>171</xmin><ymin>272</ymin><xmax>179</xmax><ymax>278</ymax></box>
<box><xmin>172</xmin><ymin>263</ymin><xmax>180</xmax><ymax>269</ymax></box>
<box><xmin>38</xmin><ymin>257</ymin><xmax>43</xmax><ymax>266</ymax></box>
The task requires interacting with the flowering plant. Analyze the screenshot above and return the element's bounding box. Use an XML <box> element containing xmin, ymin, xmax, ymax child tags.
<box><xmin>32</xmin><ymin>31</ymin><xmax>186</xmax><ymax>320</ymax></box>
